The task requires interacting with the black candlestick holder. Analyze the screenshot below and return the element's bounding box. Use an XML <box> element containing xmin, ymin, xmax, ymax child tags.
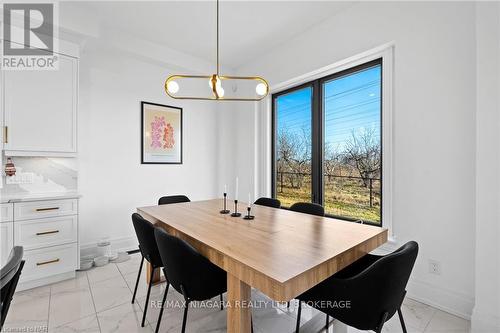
<box><xmin>220</xmin><ymin>193</ymin><xmax>230</xmax><ymax>214</ymax></box>
<box><xmin>231</xmin><ymin>200</ymin><xmax>241</xmax><ymax>217</ymax></box>
<box><xmin>243</xmin><ymin>206</ymin><xmax>255</xmax><ymax>220</ymax></box>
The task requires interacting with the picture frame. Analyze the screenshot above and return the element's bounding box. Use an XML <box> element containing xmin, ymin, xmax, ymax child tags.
<box><xmin>141</xmin><ymin>101</ymin><xmax>183</xmax><ymax>164</ymax></box>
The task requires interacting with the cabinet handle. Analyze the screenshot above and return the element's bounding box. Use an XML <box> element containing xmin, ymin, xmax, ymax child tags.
<box><xmin>35</xmin><ymin>207</ymin><xmax>60</xmax><ymax>212</ymax></box>
<box><xmin>3</xmin><ymin>126</ymin><xmax>7</xmax><ymax>144</ymax></box>
<box><xmin>36</xmin><ymin>258</ymin><xmax>60</xmax><ymax>266</ymax></box>
<box><xmin>36</xmin><ymin>230</ymin><xmax>59</xmax><ymax>236</ymax></box>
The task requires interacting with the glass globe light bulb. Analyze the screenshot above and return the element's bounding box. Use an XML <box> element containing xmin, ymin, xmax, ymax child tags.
<box><xmin>167</xmin><ymin>81</ymin><xmax>179</xmax><ymax>94</ymax></box>
<box><xmin>256</xmin><ymin>82</ymin><xmax>267</xmax><ymax>96</ymax></box>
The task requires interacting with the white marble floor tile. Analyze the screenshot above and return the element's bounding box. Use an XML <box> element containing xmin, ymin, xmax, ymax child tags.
<box><xmin>4</xmin><ymin>271</ymin><xmax>473</xmax><ymax>333</ymax></box>
<box><xmin>151</xmin><ymin>298</ymin><xmax>223</xmax><ymax>333</ymax></box>
<box><xmin>123</xmin><ymin>271</ymin><xmax>167</xmax><ymax>300</ymax></box>
<box><xmin>135</xmin><ymin>282</ymin><xmax>182</xmax><ymax>325</ymax></box>
<box><xmin>424</xmin><ymin>310</ymin><xmax>470</xmax><ymax>333</ymax></box>
<box><xmin>90</xmin><ymin>275</ymin><xmax>131</xmax><ymax>313</ymax></box>
<box><xmin>116</xmin><ymin>254</ymin><xmax>143</xmax><ymax>276</ymax></box>
<box><xmin>97</xmin><ymin>302</ymin><xmax>152</xmax><ymax>333</ymax></box>
<box><xmin>3</xmin><ymin>285</ymin><xmax>51</xmax><ymax>332</ymax></box>
<box><xmin>50</xmin><ymin>313</ymin><xmax>100</xmax><ymax>333</ymax></box>
<box><xmin>250</xmin><ymin>292</ymin><xmax>297</xmax><ymax>333</ymax></box>
<box><xmin>167</xmin><ymin>306</ymin><xmax>227</xmax><ymax>333</ymax></box>
<box><xmin>87</xmin><ymin>264</ymin><xmax>122</xmax><ymax>284</ymax></box>
<box><xmin>252</xmin><ymin>306</ymin><xmax>298</xmax><ymax>333</ymax></box>
<box><xmin>48</xmin><ymin>273</ymin><xmax>95</xmax><ymax>328</ymax></box>
<box><xmin>380</xmin><ymin>298</ymin><xmax>435</xmax><ymax>332</ymax></box>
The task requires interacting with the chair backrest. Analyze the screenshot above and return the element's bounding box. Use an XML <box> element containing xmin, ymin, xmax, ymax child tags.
<box><xmin>154</xmin><ymin>227</ymin><xmax>226</xmax><ymax>301</ymax></box>
<box><xmin>158</xmin><ymin>195</ymin><xmax>190</xmax><ymax>205</ymax></box>
<box><xmin>254</xmin><ymin>197</ymin><xmax>281</xmax><ymax>209</ymax></box>
<box><xmin>1</xmin><ymin>246</ymin><xmax>24</xmax><ymax>329</ymax></box>
<box><xmin>335</xmin><ymin>241</ymin><xmax>419</xmax><ymax>330</ymax></box>
<box><xmin>131</xmin><ymin>213</ymin><xmax>163</xmax><ymax>267</ymax></box>
<box><xmin>289</xmin><ymin>202</ymin><xmax>325</xmax><ymax>217</ymax></box>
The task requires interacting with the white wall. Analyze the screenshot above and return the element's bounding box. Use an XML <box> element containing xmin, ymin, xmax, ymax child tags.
<box><xmin>472</xmin><ymin>2</ymin><xmax>500</xmax><ymax>332</ymax></box>
<box><xmin>78</xmin><ymin>43</ymin><xmax>219</xmax><ymax>249</ymax></box>
<box><xmin>232</xmin><ymin>1</ymin><xmax>477</xmax><ymax>318</ymax></box>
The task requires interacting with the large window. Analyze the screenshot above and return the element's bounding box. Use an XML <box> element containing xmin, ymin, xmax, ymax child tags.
<box><xmin>272</xmin><ymin>59</ymin><xmax>382</xmax><ymax>225</ymax></box>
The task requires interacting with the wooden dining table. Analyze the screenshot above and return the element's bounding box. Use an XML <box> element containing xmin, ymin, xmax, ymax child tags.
<box><xmin>137</xmin><ymin>199</ymin><xmax>387</xmax><ymax>333</ymax></box>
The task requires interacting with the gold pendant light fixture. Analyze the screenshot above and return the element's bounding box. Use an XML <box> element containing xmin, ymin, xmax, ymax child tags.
<box><xmin>164</xmin><ymin>0</ymin><xmax>269</xmax><ymax>101</ymax></box>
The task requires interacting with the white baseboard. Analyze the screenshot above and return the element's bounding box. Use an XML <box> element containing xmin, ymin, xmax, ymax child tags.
<box><xmin>80</xmin><ymin>236</ymin><xmax>138</xmax><ymax>258</ymax></box>
<box><xmin>407</xmin><ymin>278</ymin><xmax>474</xmax><ymax>320</ymax></box>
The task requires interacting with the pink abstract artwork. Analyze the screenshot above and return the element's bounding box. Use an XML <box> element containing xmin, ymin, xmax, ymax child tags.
<box><xmin>150</xmin><ymin>116</ymin><xmax>175</xmax><ymax>150</ymax></box>
<box><xmin>163</xmin><ymin>123</ymin><xmax>175</xmax><ymax>149</ymax></box>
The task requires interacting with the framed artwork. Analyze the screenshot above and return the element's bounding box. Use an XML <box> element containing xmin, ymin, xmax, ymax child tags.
<box><xmin>141</xmin><ymin>101</ymin><xmax>183</xmax><ymax>164</ymax></box>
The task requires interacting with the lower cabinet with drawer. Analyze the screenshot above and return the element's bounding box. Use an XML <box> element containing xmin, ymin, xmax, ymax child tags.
<box><xmin>21</xmin><ymin>243</ymin><xmax>78</xmax><ymax>283</ymax></box>
<box><xmin>14</xmin><ymin>216</ymin><xmax>78</xmax><ymax>251</ymax></box>
<box><xmin>12</xmin><ymin>197</ymin><xmax>79</xmax><ymax>291</ymax></box>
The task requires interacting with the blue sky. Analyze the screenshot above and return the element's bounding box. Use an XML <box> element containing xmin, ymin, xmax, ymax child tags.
<box><xmin>276</xmin><ymin>65</ymin><xmax>381</xmax><ymax>153</ymax></box>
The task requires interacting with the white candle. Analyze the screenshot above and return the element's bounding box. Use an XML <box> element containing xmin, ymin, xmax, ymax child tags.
<box><xmin>248</xmin><ymin>193</ymin><xmax>251</xmax><ymax>207</ymax></box>
<box><xmin>224</xmin><ymin>184</ymin><xmax>227</xmax><ymax>194</ymax></box>
<box><xmin>235</xmin><ymin>177</ymin><xmax>239</xmax><ymax>201</ymax></box>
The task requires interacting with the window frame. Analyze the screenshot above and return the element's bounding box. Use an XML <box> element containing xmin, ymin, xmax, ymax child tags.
<box><xmin>271</xmin><ymin>58</ymin><xmax>383</xmax><ymax>226</ymax></box>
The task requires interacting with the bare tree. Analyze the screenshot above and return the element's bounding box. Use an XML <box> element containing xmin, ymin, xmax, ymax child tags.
<box><xmin>276</xmin><ymin>126</ymin><xmax>312</xmax><ymax>189</ymax></box>
<box><xmin>293</xmin><ymin>127</ymin><xmax>311</xmax><ymax>188</ymax></box>
<box><xmin>324</xmin><ymin>142</ymin><xmax>342</xmax><ymax>181</ymax></box>
<box><xmin>276</xmin><ymin>127</ymin><xmax>296</xmax><ymax>174</ymax></box>
<box><xmin>345</xmin><ymin>128</ymin><xmax>381</xmax><ymax>187</ymax></box>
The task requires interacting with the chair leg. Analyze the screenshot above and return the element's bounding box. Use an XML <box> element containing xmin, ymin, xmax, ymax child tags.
<box><xmin>376</xmin><ymin>312</ymin><xmax>389</xmax><ymax>333</ymax></box>
<box><xmin>295</xmin><ymin>301</ymin><xmax>302</xmax><ymax>333</ymax></box>
<box><xmin>287</xmin><ymin>301</ymin><xmax>291</xmax><ymax>308</ymax></box>
<box><xmin>181</xmin><ymin>301</ymin><xmax>189</xmax><ymax>333</ymax></box>
<box><xmin>220</xmin><ymin>293</ymin><xmax>224</xmax><ymax>310</ymax></box>
<box><xmin>131</xmin><ymin>255</ymin><xmax>144</xmax><ymax>304</ymax></box>
<box><xmin>154</xmin><ymin>282</ymin><xmax>170</xmax><ymax>333</ymax></box>
<box><xmin>398</xmin><ymin>307</ymin><xmax>408</xmax><ymax>333</ymax></box>
<box><xmin>141</xmin><ymin>267</ymin><xmax>155</xmax><ymax>327</ymax></box>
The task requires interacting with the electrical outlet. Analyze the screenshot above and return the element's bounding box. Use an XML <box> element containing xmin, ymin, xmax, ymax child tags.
<box><xmin>428</xmin><ymin>260</ymin><xmax>441</xmax><ymax>275</ymax></box>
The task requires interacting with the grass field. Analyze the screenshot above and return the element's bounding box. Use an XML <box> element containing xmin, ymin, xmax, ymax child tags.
<box><xmin>277</xmin><ymin>174</ymin><xmax>381</xmax><ymax>224</ymax></box>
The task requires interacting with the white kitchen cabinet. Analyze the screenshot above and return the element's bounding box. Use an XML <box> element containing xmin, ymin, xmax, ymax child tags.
<box><xmin>1</xmin><ymin>202</ymin><xmax>13</xmax><ymax>222</ymax></box>
<box><xmin>2</xmin><ymin>51</ymin><xmax>78</xmax><ymax>156</ymax></box>
<box><xmin>0</xmin><ymin>221</ymin><xmax>14</xmax><ymax>267</ymax></box>
<box><xmin>12</xmin><ymin>197</ymin><xmax>79</xmax><ymax>291</ymax></box>
<box><xmin>0</xmin><ymin>203</ymin><xmax>14</xmax><ymax>266</ymax></box>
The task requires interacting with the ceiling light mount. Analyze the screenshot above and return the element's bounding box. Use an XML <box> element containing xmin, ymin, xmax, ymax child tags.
<box><xmin>164</xmin><ymin>0</ymin><xmax>269</xmax><ymax>101</ymax></box>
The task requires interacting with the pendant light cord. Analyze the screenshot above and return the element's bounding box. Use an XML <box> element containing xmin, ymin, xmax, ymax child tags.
<box><xmin>216</xmin><ymin>0</ymin><xmax>219</xmax><ymax>75</ymax></box>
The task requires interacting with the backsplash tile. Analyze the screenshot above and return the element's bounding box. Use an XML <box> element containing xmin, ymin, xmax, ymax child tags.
<box><xmin>1</xmin><ymin>156</ymin><xmax>77</xmax><ymax>196</ymax></box>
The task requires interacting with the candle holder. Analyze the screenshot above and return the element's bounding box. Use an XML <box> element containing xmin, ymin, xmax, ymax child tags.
<box><xmin>243</xmin><ymin>206</ymin><xmax>255</xmax><ymax>220</ymax></box>
<box><xmin>231</xmin><ymin>200</ymin><xmax>241</xmax><ymax>217</ymax></box>
<box><xmin>220</xmin><ymin>193</ymin><xmax>230</xmax><ymax>214</ymax></box>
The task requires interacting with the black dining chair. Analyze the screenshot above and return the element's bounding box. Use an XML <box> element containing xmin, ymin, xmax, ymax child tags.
<box><xmin>1</xmin><ymin>246</ymin><xmax>25</xmax><ymax>330</ymax></box>
<box><xmin>254</xmin><ymin>197</ymin><xmax>281</xmax><ymax>209</ymax></box>
<box><xmin>295</xmin><ymin>241</ymin><xmax>419</xmax><ymax>333</ymax></box>
<box><xmin>158</xmin><ymin>195</ymin><xmax>191</xmax><ymax>205</ymax></box>
<box><xmin>289</xmin><ymin>202</ymin><xmax>325</xmax><ymax>217</ymax></box>
<box><xmin>153</xmin><ymin>227</ymin><xmax>228</xmax><ymax>333</ymax></box>
<box><xmin>131</xmin><ymin>213</ymin><xmax>165</xmax><ymax>327</ymax></box>
<box><xmin>287</xmin><ymin>202</ymin><xmax>325</xmax><ymax>308</ymax></box>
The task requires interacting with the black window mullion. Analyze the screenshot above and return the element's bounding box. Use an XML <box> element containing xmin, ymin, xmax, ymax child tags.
<box><xmin>311</xmin><ymin>80</ymin><xmax>322</xmax><ymax>205</ymax></box>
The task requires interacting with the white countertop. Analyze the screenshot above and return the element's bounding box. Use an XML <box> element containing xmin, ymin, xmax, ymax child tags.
<box><xmin>0</xmin><ymin>191</ymin><xmax>81</xmax><ymax>203</ymax></box>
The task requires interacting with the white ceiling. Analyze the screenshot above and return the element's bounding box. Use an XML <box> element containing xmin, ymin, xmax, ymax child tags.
<box><xmin>63</xmin><ymin>1</ymin><xmax>354</xmax><ymax>69</ymax></box>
